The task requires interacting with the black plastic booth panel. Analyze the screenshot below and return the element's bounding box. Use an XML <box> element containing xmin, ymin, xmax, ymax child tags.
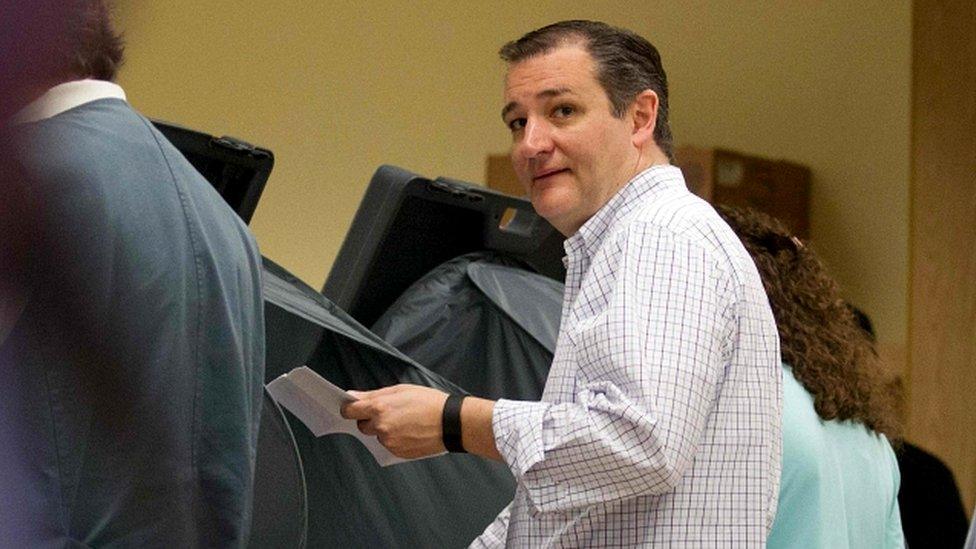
<box><xmin>151</xmin><ymin>119</ymin><xmax>273</xmax><ymax>224</ymax></box>
<box><xmin>323</xmin><ymin>165</ymin><xmax>566</xmax><ymax>328</ymax></box>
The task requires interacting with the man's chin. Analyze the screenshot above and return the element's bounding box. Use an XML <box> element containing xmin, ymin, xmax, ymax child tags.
<box><xmin>529</xmin><ymin>194</ymin><xmax>562</xmax><ymax>218</ymax></box>
<box><xmin>529</xmin><ymin>199</ymin><xmax>575</xmax><ymax>233</ymax></box>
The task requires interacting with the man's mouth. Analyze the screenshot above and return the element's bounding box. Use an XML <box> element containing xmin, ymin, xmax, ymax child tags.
<box><xmin>532</xmin><ymin>168</ymin><xmax>569</xmax><ymax>182</ymax></box>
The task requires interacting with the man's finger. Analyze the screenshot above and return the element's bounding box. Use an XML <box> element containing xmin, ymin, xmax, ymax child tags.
<box><xmin>364</xmin><ymin>384</ymin><xmax>407</xmax><ymax>397</ymax></box>
<box><xmin>347</xmin><ymin>384</ymin><xmax>404</xmax><ymax>401</ymax></box>
<box><xmin>340</xmin><ymin>400</ymin><xmax>371</xmax><ymax>420</ymax></box>
<box><xmin>357</xmin><ymin>419</ymin><xmax>377</xmax><ymax>436</ymax></box>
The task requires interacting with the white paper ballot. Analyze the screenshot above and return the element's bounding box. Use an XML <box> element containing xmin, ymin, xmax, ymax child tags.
<box><xmin>266</xmin><ymin>366</ymin><xmax>442</xmax><ymax>467</ymax></box>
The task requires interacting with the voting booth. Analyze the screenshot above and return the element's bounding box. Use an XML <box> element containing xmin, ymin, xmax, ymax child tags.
<box><xmin>324</xmin><ymin>164</ymin><xmax>565</xmax><ymax>327</ymax></box>
<box><xmin>285</xmin><ymin>166</ymin><xmax>566</xmax><ymax>547</ymax></box>
<box><xmin>325</xmin><ymin>164</ymin><xmax>565</xmax><ymax>400</ymax></box>
<box><xmin>161</xmin><ymin>120</ymin><xmax>565</xmax><ymax>547</ymax></box>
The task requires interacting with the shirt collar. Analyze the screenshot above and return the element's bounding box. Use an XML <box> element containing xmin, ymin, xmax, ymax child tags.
<box><xmin>564</xmin><ymin>164</ymin><xmax>687</xmax><ymax>260</ymax></box>
<box><xmin>11</xmin><ymin>79</ymin><xmax>126</xmax><ymax>125</ymax></box>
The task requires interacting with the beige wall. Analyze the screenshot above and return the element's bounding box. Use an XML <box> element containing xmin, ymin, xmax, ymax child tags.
<box><xmin>115</xmin><ymin>1</ymin><xmax>911</xmax><ymax>350</ymax></box>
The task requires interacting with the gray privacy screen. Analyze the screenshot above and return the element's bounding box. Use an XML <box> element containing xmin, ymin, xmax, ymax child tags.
<box><xmin>372</xmin><ymin>252</ymin><xmax>561</xmax><ymax>402</ymax></box>
<box><xmin>263</xmin><ymin>256</ymin><xmax>562</xmax><ymax>548</ymax></box>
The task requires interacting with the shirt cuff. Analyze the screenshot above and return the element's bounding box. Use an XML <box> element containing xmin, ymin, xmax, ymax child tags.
<box><xmin>468</xmin><ymin>515</ymin><xmax>508</xmax><ymax>549</ymax></box>
<box><xmin>492</xmin><ymin>398</ymin><xmax>548</xmax><ymax>477</ymax></box>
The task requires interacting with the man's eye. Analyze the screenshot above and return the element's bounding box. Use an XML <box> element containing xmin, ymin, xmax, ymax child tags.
<box><xmin>508</xmin><ymin>118</ymin><xmax>526</xmax><ymax>131</ymax></box>
<box><xmin>553</xmin><ymin>105</ymin><xmax>575</xmax><ymax>118</ymax></box>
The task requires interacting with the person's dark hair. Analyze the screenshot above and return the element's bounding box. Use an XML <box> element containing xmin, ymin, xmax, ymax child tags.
<box><xmin>847</xmin><ymin>303</ymin><xmax>876</xmax><ymax>342</ymax></box>
<box><xmin>499</xmin><ymin>20</ymin><xmax>674</xmax><ymax>162</ymax></box>
<box><xmin>59</xmin><ymin>0</ymin><xmax>124</xmax><ymax>82</ymax></box>
<box><xmin>716</xmin><ymin>205</ymin><xmax>900</xmax><ymax>439</ymax></box>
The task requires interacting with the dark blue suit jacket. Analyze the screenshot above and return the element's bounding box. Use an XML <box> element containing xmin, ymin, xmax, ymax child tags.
<box><xmin>1</xmin><ymin>97</ymin><xmax>265</xmax><ymax>547</ymax></box>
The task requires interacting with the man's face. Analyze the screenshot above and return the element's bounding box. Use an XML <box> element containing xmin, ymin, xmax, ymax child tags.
<box><xmin>502</xmin><ymin>45</ymin><xmax>639</xmax><ymax>236</ymax></box>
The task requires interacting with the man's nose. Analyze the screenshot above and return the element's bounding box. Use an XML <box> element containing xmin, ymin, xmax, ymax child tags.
<box><xmin>517</xmin><ymin>118</ymin><xmax>554</xmax><ymax>159</ymax></box>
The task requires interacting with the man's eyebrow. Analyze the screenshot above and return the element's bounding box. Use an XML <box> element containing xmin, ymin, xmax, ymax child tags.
<box><xmin>501</xmin><ymin>87</ymin><xmax>573</xmax><ymax>120</ymax></box>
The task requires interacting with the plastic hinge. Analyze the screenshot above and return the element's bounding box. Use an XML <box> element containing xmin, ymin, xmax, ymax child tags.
<box><xmin>427</xmin><ymin>180</ymin><xmax>484</xmax><ymax>202</ymax></box>
<box><xmin>211</xmin><ymin>135</ymin><xmax>270</xmax><ymax>158</ymax></box>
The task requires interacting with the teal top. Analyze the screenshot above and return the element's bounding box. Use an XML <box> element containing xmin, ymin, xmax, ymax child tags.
<box><xmin>768</xmin><ymin>365</ymin><xmax>904</xmax><ymax>548</ymax></box>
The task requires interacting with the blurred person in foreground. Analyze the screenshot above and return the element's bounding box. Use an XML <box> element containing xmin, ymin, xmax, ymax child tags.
<box><xmin>0</xmin><ymin>1</ymin><xmax>265</xmax><ymax>545</ymax></box>
<box><xmin>717</xmin><ymin>205</ymin><xmax>905</xmax><ymax>548</ymax></box>
<box><xmin>343</xmin><ymin>20</ymin><xmax>781</xmax><ymax>546</ymax></box>
<box><xmin>0</xmin><ymin>2</ymin><xmax>65</xmax><ymax>542</ymax></box>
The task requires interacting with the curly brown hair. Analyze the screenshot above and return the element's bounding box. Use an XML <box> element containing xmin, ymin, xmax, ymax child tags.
<box><xmin>717</xmin><ymin>205</ymin><xmax>901</xmax><ymax>439</ymax></box>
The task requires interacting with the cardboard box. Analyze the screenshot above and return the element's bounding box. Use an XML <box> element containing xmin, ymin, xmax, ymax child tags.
<box><xmin>674</xmin><ymin>146</ymin><xmax>811</xmax><ymax>238</ymax></box>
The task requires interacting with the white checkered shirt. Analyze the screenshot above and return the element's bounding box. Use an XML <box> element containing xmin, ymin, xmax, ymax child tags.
<box><xmin>471</xmin><ymin>165</ymin><xmax>781</xmax><ymax>547</ymax></box>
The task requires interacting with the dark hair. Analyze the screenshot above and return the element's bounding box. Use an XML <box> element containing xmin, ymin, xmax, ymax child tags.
<box><xmin>716</xmin><ymin>205</ymin><xmax>901</xmax><ymax>439</ymax></box>
<box><xmin>499</xmin><ymin>20</ymin><xmax>674</xmax><ymax>162</ymax></box>
<box><xmin>847</xmin><ymin>304</ymin><xmax>876</xmax><ymax>342</ymax></box>
<box><xmin>59</xmin><ymin>0</ymin><xmax>124</xmax><ymax>81</ymax></box>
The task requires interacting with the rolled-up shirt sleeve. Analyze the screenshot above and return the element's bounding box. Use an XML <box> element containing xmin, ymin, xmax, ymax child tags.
<box><xmin>468</xmin><ymin>502</ymin><xmax>511</xmax><ymax>548</ymax></box>
<box><xmin>491</xmin><ymin>224</ymin><xmax>737</xmax><ymax>514</ymax></box>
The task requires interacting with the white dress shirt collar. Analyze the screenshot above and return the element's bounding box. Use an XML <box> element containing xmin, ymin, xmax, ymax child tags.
<box><xmin>564</xmin><ymin>164</ymin><xmax>686</xmax><ymax>261</ymax></box>
<box><xmin>12</xmin><ymin>79</ymin><xmax>126</xmax><ymax>125</ymax></box>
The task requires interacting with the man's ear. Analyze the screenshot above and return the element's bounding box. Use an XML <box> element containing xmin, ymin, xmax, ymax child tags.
<box><xmin>630</xmin><ymin>89</ymin><xmax>659</xmax><ymax>149</ymax></box>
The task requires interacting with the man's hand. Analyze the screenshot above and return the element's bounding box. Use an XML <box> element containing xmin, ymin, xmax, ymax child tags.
<box><xmin>340</xmin><ymin>384</ymin><xmax>449</xmax><ymax>459</ymax></box>
<box><xmin>341</xmin><ymin>384</ymin><xmax>503</xmax><ymax>461</ymax></box>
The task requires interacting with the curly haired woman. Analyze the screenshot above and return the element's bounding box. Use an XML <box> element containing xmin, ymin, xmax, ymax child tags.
<box><xmin>717</xmin><ymin>205</ymin><xmax>904</xmax><ymax>548</ymax></box>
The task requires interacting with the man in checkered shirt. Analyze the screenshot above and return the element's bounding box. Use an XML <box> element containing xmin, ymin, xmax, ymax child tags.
<box><xmin>343</xmin><ymin>20</ymin><xmax>781</xmax><ymax>546</ymax></box>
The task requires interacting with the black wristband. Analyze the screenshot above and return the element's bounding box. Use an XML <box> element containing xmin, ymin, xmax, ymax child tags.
<box><xmin>442</xmin><ymin>394</ymin><xmax>467</xmax><ymax>453</ymax></box>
